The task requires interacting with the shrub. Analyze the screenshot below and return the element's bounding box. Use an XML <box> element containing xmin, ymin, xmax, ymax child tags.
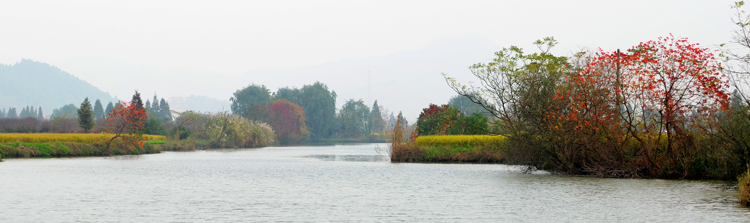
<box><xmin>739</xmin><ymin>170</ymin><xmax>750</xmax><ymax>206</ymax></box>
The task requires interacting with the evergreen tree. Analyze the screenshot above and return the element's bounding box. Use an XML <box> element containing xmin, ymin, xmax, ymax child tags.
<box><xmin>78</xmin><ymin>98</ymin><xmax>95</xmax><ymax>133</ymax></box>
<box><xmin>0</xmin><ymin>108</ymin><xmax>5</xmax><ymax>118</ymax></box>
<box><xmin>371</xmin><ymin>100</ymin><xmax>386</xmax><ymax>133</ymax></box>
<box><xmin>132</xmin><ymin>91</ymin><xmax>144</xmax><ymax>110</ymax></box>
<box><xmin>151</xmin><ymin>95</ymin><xmax>160</xmax><ymax>118</ymax></box>
<box><xmin>94</xmin><ymin>99</ymin><xmax>104</xmax><ymax>120</ymax></box>
<box><xmin>20</xmin><ymin>106</ymin><xmax>28</xmax><ymax>118</ymax></box>
<box><xmin>105</xmin><ymin>102</ymin><xmax>114</xmax><ymax>118</ymax></box>
<box><xmin>159</xmin><ymin>98</ymin><xmax>172</xmax><ymax>121</ymax></box>
<box><xmin>8</xmin><ymin>107</ymin><xmax>18</xmax><ymax>118</ymax></box>
<box><xmin>145</xmin><ymin>99</ymin><xmax>151</xmax><ymax>111</ymax></box>
<box><xmin>38</xmin><ymin>106</ymin><xmax>44</xmax><ymax>120</ymax></box>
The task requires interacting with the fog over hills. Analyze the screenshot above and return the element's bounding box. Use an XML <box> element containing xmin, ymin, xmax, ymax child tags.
<box><xmin>34</xmin><ymin>34</ymin><xmax>501</xmax><ymax>120</ymax></box>
<box><xmin>0</xmin><ymin>59</ymin><xmax>115</xmax><ymax>114</ymax></box>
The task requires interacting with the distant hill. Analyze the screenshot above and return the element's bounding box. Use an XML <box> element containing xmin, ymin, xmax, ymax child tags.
<box><xmin>168</xmin><ymin>95</ymin><xmax>231</xmax><ymax>113</ymax></box>
<box><xmin>0</xmin><ymin>59</ymin><xmax>115</xmax><ymax>114</ymax></box>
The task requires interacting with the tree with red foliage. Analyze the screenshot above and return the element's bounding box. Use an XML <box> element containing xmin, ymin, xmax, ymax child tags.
<box><xmin>547</xmin><ymin>35</ymin><xmax>730</xmax><ymax>176</ymax></box>
<box><xmin>267</xmin><ymin>99</ymin><xmax>307</xmax><ymax>144</ymax></box>
<box><xmin>103</xmin><ymin>100</ymin><xmax>149</xmax><ymax>152</ymax></box>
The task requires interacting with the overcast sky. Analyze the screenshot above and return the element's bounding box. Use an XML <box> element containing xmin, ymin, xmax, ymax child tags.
<box><xmin>0</xmin><ymin>0</ymin><xmax>743</xmax><ymax>117</ymax></box>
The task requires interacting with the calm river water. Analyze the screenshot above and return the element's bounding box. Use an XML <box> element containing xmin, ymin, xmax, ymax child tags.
<box><xmin>1</xmin><ymin>143</ymin><xmax>748</xmax><ymax>222</ymax></box>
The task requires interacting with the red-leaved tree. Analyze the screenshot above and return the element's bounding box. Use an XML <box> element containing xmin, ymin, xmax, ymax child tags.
<box><xmin>547</xmin><ymin>35</ymin><xmax>731</xmax><ymax>176</ymax></box>
<box><xmin>267</xmin><ymin>99</ymin><xmax>307</xmax><ymax>144</ymax></box>
<box><xmin>103</xmin><ymin>101</ymin><xmax>149</xmax><ymax>152</ymax></box>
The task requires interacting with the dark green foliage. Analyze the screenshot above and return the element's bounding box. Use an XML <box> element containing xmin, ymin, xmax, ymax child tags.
<box><xmin>143</xmin><ymin>118</ymin><xmax>168</xmax><ymax>136</ymax></box>
<box><xmin>416</xmin><ymin>104</ymin><xmax>488</xmax><ymax>136</ymax></box>
<box><xmin>159</xmin><ymin>98</ymin><xmax>172</xmax><ymax>121</ymax></box>
<box><xmin>37</xmin><ymin>106</ymin><xmax>43</xmax><ymax>120</ymax></box>
<box><xmin>7</xmin><ymin>107</ymin><xmax>17</xmax><ymax>118</ymax></box>
<box><xmin>338</xmin><ymin>99</ymin><xmax>370</xmax><ymax>138</ymax></box>
<box><xmin>78</xmin><ymin>98</ymin><xmax>95</xmax><ymax>132</ymax></box>
<box><xmin>230</xmin><ymin>84</ymin><xmax>271</xmax><ymax>117</ymax></box>
<box><xmin>273</xmin><ymin>82</ymin><xmax>337</xmax><ymax>140</ymax></box>
<box><xmin>93</xmin><ymin>99</ymin><xmax>104</xmax><ymax>120</ymax></box>
<box><xmin>104</xmin><ymin>102</ymin><xmax>114</xmax><ymax>118</ymax></box>
<box><xmin>371</xmin><ymin>100</ymin><xmax>386</xmax><ymax>133</ymax></box>
<box><xmin>131</xmin><ymin>91</ymin><xmax>144</xmax><ymax>110</ymax></box>
<box><xmin>50</xmin><ymin>104</ymin><xmax>78</xmax><ymax>119</ymax></box>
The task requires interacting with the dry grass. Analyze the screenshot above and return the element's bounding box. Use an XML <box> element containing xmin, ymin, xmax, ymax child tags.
<box><xmin>740</xmin><ymin>169</ymin><xmax>750</xmax><ymax>206</ymax></box>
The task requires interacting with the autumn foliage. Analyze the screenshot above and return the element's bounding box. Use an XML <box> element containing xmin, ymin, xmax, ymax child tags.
<box><xmin>546</xmin><ymin>35</ymin><xmax>730</xmax><ymax>177</ymax></box>
<box><xmin>267</xmin><ymin>99</ymin><xmax>308</xmax><ymax>144</ymax></box>
<box><xmin>103</xmin><ymin>101</ymin><xmax>149</xmax><ymax>152</ymax></box>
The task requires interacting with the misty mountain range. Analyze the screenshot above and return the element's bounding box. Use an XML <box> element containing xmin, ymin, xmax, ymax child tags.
<box><xmin>0</xmin><ymin>59</ymin><xmax>115</xmax><ymax>115</ymax></box>
<box><xmin>2</xmin><ymin>34</ymin><xmax>501</xmax><ymax>120</ymax></box>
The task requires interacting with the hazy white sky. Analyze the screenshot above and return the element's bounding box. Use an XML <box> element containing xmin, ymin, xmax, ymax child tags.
<box><xmin>0</xmin><ymin>0</ymin><xmax>743</xmax><ymax>117</ymax></box>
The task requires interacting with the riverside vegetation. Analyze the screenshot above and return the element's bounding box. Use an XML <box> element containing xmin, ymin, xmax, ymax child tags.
<box><xmin>389</xmin><ymin>2</ymin><xmax>750</xmax><ymax>206</ymax></box>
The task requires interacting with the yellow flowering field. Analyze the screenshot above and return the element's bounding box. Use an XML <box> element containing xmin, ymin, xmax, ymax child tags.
<box><xmin>0</xmin><ymin>133</ymin><xmax>166</xmax><ymax>144</ymax></box>
<box><xmin>415</xmin><ymin>135</ymin><xmax>506</xmax><ymax>147</ymax></box>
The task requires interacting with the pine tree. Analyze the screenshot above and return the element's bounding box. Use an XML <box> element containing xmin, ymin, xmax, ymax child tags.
<box><xmin>0</xmin><ymin>108</ymin><xmax>5</xmax><ymax>118</ymax></box>
<box><xmin>8</xmin><ymin>107</ymin><xmax>18</xmax><ymax>118</ymax></box>
<box><xmin>159</xmin><ymin>98</ymin><xmax>172</xmax><ymax>121</ymax></box>
<box><xmin>38</xmin><ymin>106</ymin><xmax>44</xmax><ymax>120</ymax></box>
<box><xmin>132</xmin><ymin>91</ymin><xmax>144</xmax><ymax>110</ymax></box>
<box><xmin>20</xmin><ymin>106</ymin><xmax>28</xmax><ymax>118</ymax></box>
<box><xmin>94</xmin><ymin>99</ymin><xmax>104</xmax><ymax>120</ymax></box>
<box><xmin>145</xmin><ymin>99</ymin><xmax>151</xmax><ymax>111</ymax></box>
<box><xmin>78</xmin><ymin>98</ymin><xmax>95</xmax><ymax>133</ymax></box>
<box><xmin>105</xmin><ymin>102</ymin><xmax>114</xmax><ymax>118</ymax></box>
<box><xmin>151</xmin><ymin>95</ymin><xmax>160</xmax><ymax>119</ymax></box>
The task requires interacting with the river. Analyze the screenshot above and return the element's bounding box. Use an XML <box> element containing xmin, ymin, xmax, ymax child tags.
<box><xmin>0</xmin><ymin>143</ymin><xmax>747</xmax><ymax>222</ymax></box>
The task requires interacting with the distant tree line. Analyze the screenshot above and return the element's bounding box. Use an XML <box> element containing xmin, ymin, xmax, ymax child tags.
<box><xmin>230</xmin><ymin>81</ymin><xmax>392</xmax><ymax>143</ymax></box>
<box><xmin>0</xmin><ymin>106</ymin><xmax>44</xmax><ymax>120</ymax></box>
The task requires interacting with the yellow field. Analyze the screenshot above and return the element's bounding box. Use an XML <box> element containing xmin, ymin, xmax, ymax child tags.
<box><xmin>0</xmin><ymin>133</ymin><xmax>167</xmax><ymax>144</ymax></box>
<box><xmin>415</xmin><ymin>135</ymin><xmax>506</xmax><ymax>147</ymax></box>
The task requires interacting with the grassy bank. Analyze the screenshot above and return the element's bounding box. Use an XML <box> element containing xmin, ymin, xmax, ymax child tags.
<box><xmin>0</xmin><ymin>141</ymin><xmax>162</xmax><ymax>158</ymax></box>
<box><xmin>0</xmin><ymin>133</ymin><xmax>166</xmax><ymax>144</ymax></box>
<box><xmin>0</xmin><ymin>133</ymin><xmax>169</xmax><ymax>158</ymax></box>
<box><xmin>391</xmin><ymin>135</ymin><xmax>506</xmax><ymax>163</ymax></box>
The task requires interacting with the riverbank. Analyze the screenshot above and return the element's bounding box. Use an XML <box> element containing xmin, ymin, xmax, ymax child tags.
<box><xmin>0</xmin><ymin>133</ymin><xmax>170</xmax><ymax>158</ymax></box>
<box><xmin>391</xmin><ymin>135</ymin><xmax>506</xmax><ymax>163</ymax></box>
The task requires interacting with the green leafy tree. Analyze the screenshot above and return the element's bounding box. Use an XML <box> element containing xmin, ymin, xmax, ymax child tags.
<box><xmin>338</xmin><ymin>99</ymin><xmax>370</xmax><ymax>138</ymax></box>
<box><xmin>94</xmin><ymin>99</ymin><xmax>104</xmax><ymax>120</ymax></box>
<box><xmin>231</xmin><ymin>84</ymin><xmax>272</xmax><ymax>118</ymax></box>
<box><xmin>78</xmin><ymin>98</ymin><xmax>95</xmax><ymax>133</ymax></box>
<box><xmin>274</xmin><ymin>82</ymin><xmax>337</xmax><ymax>140</ymax></box>
<box><xmin>51</xmin><ymin>104</ymin><xmax>78</xmax><ymax>119</ymax></box>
